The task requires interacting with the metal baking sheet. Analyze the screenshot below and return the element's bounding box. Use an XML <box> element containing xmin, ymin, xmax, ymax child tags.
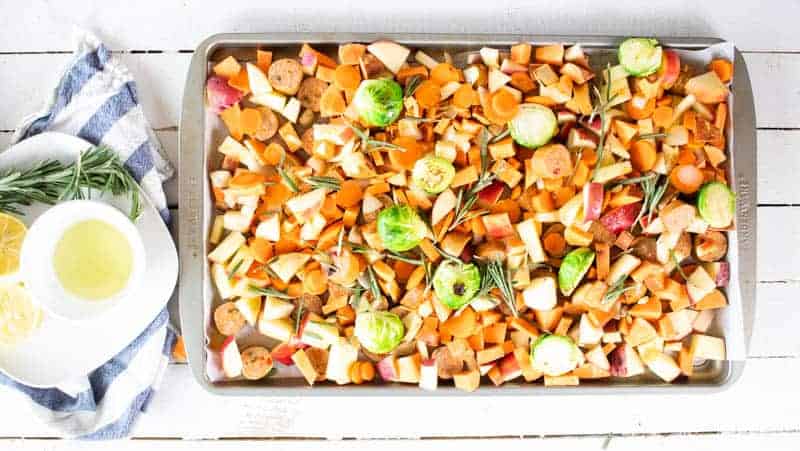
<box><xmin>179</xmin><ymin>33</ymin><xmax>757</xmax><ymax>395</ymax></box>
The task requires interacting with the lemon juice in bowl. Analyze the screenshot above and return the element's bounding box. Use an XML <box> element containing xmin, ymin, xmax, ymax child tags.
<box><xmin>53</xmin><ymin>219</ymin><xmax>134</xmax><ymax>301</ymax></box>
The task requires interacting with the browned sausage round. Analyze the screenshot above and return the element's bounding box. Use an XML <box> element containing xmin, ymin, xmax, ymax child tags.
<box><xmin>241</xmin><ymin>346</ymin><xmax>274</xmax><ymax>380</ymax></box>
<box><xmin>297</xmin><ymin>77</ymin><xmax>329</xmax><ymax>112</ymax></box>
<box><xmin>213</xmin><ymin>302</ymin><xmax>246</xmax><ymax>336</ymax></box>
<box><xmin>298</xmin><ymin>294</ymin><xmax>323</xmax><ymax>315</ymax></box>
<box><xmin>531</xmin><ymin>144</ymin><xmax>573</xmax><ymax>178</ymax></box>
<box><xmin>255</xmin><ymin>107</ymin><xmax>278</xmax><ymax>141</ymax></box>
<box><xmin>694</xmin><ymin>230</ymin><xmax>727</xmax><ymax>262</ymax></box>
<box><xmin>631</xmin><ymin>237</ymin><xmax>658</xmax><ymax>262</ymax></box>
<box><xmin>268</xmin><ymin>58</ymin><xmax>304</xmax><ymax>95</ymax></box>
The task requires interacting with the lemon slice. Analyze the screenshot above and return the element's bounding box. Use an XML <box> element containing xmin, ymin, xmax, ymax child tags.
<box><xmin>0</xmin><ymin>213</ymin><xmax>27</xmax><ymax>277</ymax></box>
<box><xmin>0</xmin><ymin>284</ymin><xmax>41</xmax><ymax>345</ymax></box>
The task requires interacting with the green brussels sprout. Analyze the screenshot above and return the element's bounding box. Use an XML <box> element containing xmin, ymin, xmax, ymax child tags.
<box><xmin>353</xmin><ymin>79</ymin><xmax>403</xmax><ymax>127</ymax></box>
<box><xmin>530</xmin><ymin>333</ymin><xmax>582</xmax><ymax>376</ymax></box>
<box><xmin>354</xmin><ymin>310</ymin><xmax>405</xmax><ymax>354</ymax></box>
<box><xmin>433</xmin><ymin>260</ymin><xmax>481</xmax><ymax>309</ymax></box>
<box><xmin>558</xmin><ymin>247</ymin><xmax>595</xmax><ymax>296</ymax></box>
<box><xmin>377</xmin><ymin>204</ymin><xmax>427</xmax><ymax>252</ymax></box>
<box><xmin>412</xmin><ymin>155</ymin><xmax>456</xmax><ymax>194</ymax></box>
<box><xmin>509</xmin><ymin>103</ymin><xmax>558</xmax><ymax>149</ymax></box>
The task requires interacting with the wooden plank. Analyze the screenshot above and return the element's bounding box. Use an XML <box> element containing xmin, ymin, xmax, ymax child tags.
<box><xmin>1</xmin><ymin>357</ymin><xmax>799</xmax><ymax>438</ymax></box>
<box><xmin>2</xmin><ymin>433</ymin><xmax>800</xmax><ymax>450</ymax></box>
<box><xmin>0</xmin><ymin>53</ymin><xmax>190</xmax><ymax>131</ymax></box>
<box><xmin>745</xmin><ymin>53</ymin><xmax>800</xmax><ymax>129</ymax></box>
<box><xmin>750</xmin><ymin>282</ymin><xmax>800</xmax><ymax>358</ymax></box>
<box><xmin>758</xmin><ymin>207</ymin><xmax>800</xmax><ymax>282</ymax></box>
<box><xmin>2</xmin><ymin>0</ymin><xmax>800</xmax><ymax>52</ymax></box>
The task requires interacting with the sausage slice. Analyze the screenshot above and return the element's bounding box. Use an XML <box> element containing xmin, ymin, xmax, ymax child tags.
<box><xmin>241</xmin><ymin>346</ymin><xmax>274</xmax><ymax>380</ymax></box>
<box><xmin>268</xmin><ymin>58</ymin><xmax>304</xmax><ymax>95</ymax></box>
<box><xmin>255</xmin><ymin>107</ymin><xmax>278</xmax><ymax>141</ymax></box>
<box><xmin>297</xmin><ymin>77</ymin><xmax>329</xmax><ymax>112</ymax></box>
<box><xmin>213</xmin><ymin>302</ymin><xmax>246</xmax><ymax>336</ymax></box>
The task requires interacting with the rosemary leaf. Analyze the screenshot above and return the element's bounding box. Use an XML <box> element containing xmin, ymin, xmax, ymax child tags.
<box><xmin>366</xmin><ymin>266</ymin><xmax>383</xmax><ymax>303</ymax></box>
<box><xmin>404</xmin><ymin>75</ymin><xmax>423</xmax><ymax>98</ymax></box>
<box><xmin>305</xmin><ymin>176</ymin><xmax>342</xmax><ymax>191</ymax></box>
<box><xmin>277</xmin><ymin>167</ymin><xmax>299</xmax><ymax>193</ymax></box>
<box><xmin>227</xmin><ymin>259</ymin><xmax>243</xmax><ymax>280</ymax></box>
<box><xmin>603</xmin><ymin>277</ymin><xmax>634</xmax><ymax>304</ymax></box>
<box><xmin>294</xmin><ymin>297</ymin><xmax>305</xmax><ymax>335</ymax></box>
<box><xmin>637</xmin><ymin>132</ymin><xmax>667</xmax><ymax>140</ymax></box>
<box><xmin>384</xmin><ymin>252</ymin><xmax>423</xmax><ymax>265</ymax></box>
<box><xmin>489</xmin><ymin>127</ymin><xmax>510</xmax><ymax>144</ymax></box>
<box><xmin>486</xmin><ymin>260</ymin><xmax>518</xmax><ymax>317</ymax></box>
<box><xmin>248</xmin><ymin>285</ymin><xmax>295</xmax><ymax>299</ymax></box>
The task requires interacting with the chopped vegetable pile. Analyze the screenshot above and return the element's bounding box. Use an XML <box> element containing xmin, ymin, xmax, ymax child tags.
<box><xmin>206</xmin><ymin>38</ymin><xmax>734</xmax><ymax>390</ymax></box>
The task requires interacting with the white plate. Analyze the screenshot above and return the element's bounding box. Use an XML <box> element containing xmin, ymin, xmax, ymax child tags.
<box><xmin>0</xmin><ymin>132</ymin><xmax>178</xmax><ymax>387</ymax></box>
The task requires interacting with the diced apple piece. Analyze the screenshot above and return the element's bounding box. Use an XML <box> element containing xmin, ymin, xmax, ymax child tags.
<box><xmin>246</xmin><ymin>62</ymin><xmax>272</xmax><ymax>96</ymax></box>
<box><xmin>539</xmin><ymin>85</ymin><xmax>570</xmax><ymax>104</ymax></box>
<box><xmin>291</xmin><ymin>349</ymin><xmax>318</xmax><ymax>385</ymax></box>
<box><xmin>255</xmin><ymin>214</ymin><xmax>281</xmax><ymax>242</ymax></box>
<box><xmin>223</xmin><ymin>205</ymin><xmax>255</xmax><ymax>232</ymax></box>
<box><xmin>234</xmin><ymin>297</ymin><xmax>261</xmax><ymax>326</ymax></box>
<box><xmin>300</xmin><ymin>212</ymin><xmax>327</xmax><ymax>241</ymax></box>
<box><xmin>453</xmin><ymin>369</ymin><xmax>481</xmax><ymax>392</ymax></box>
<box><xmin>593</xmin><ymin>161</ymin><xmax>633</xmax><ymax>184</ymax></box>
<box><xmin>641</xmin><ymin>349</ymin><xmax>681</xmax><ymax>382</ymax></box>
<box><xmin>269</xmin><ymin>252</ymin><xmax>311</xmax><ymax>284</ymax></box>
<box><xmin>660</xmin><ymin>49</ymin><xmax>681</xmax><ymax>89</ymax></box>
<box><xmin>689</xmin><ymin>334</ymin><xmax>726</xmax><ymax>360</ymax></box>
<box><xmin>431</xmin><ymin>189</ymin><xmax>457</xmax><ymax>226</ymax></box>
<box><xmin>208</xmin><ymin>231</ymin><xmax>246</xmax><ymax>263</ymax></box>
<box><xmin>414</xmin><ymin>50</ymin><xmax>439</xmax><ymax>70</ymax></box>
<box><xmin>261</xmin><ymin>296</ymin><xmax>295</xmax><ymax>321</ymax></box>
<box><xmin>313</xmin><ymin>123</ymin><xmax>354</xmax><ymax>145</ymax></box>
<box><xmin>567</xmin><ymin>127</ymin><xmax>598</xmax><ymax>151</ymax></box>
<box><xmin>257</xmin><ymin>317</ymin><xmax>294</xmax><ymax>342</ymax></box>
<box><xmin>482</xmin><ymin>212</ymin><xmax>514</xmax><ymax>239</ymax></box>
<box><xmin>535</xmin><ymin>44</ymin><xmax>564</xmax><ymax>66</ymax></box>
<box><xmin>394</xmin><ymin>354</ymin><xmax>422</xmax><ymax>383</ymax></box>
<box><xmin>220</xmin><ymin>336</ymin><xmax>243</xmax><ymax>378</ymax></box>
<box><xmin>250</xmin><ymin>91</ymin><xmax>287</xmax><ymax>113</ymax></box>
<box><xmin>599</xmin><ymin>201</ymin><xmax>640</xmax><ymax>234</ymax></box>
<box><xmin>564</xmin><ymin>44</ymin><xmax>588</xmax><ymax>66</ymax></box>
<box><xmin>523</xmin><ymin>276</ymin><xmax>558</xmax><ymax>311</ymax></box>
<box><xmin>686</xmin><ymin>266</ymin><xmax>717</xmax><ymax>303</ymax></box>
<box><xmin>211</xmin><ymin>263</ymin><xmax>236</xmax><ymax>299</ymax></box>
<box><xmin>326</xmin><ymin>338</ymin><xmax>359</xmax><ymax>385</ymax></box>
<box><xmin>286</xmin><ymin>188</ymin><xmax>328</xmax><ymax>222</ymax></box>
<box><xmin>477</xmin><ymin>180</ymin><xmax>505</xmax><ymax>206</ymax></box>
<box><xmin>584</xmin><ymin>345</ymin><xmax>610</xmax><ymax>371</ymax></box>
<box><xmin>366</xmin><ymin>40</ymin><xmax>410</xmax><ymax>74</ymax></box>
<box><xmin>626</xmin><ymin>317</ymin><xmax>658</xmax><ymax>347</ymax></box>
<box><xmin>582</xmin><ymin>182</ymin><xmax>604</xmax><ymax>222</ymax></box>
<box><xmin>560</xmin><ymin>62</ymin><xmax>594</xmax><ymax>84</ymax></box>
<box><xmin>609</xmin><ymin>343</ymin><xmax>645</xmax><ymax>377</ymax></box>
<box><xmin>572</xmin><ymin>363</ymin><xmax>610</xmax><ymax>379</ymax></box>
<box><xmin>376</xmin><ymin>356</ymin><xmax>399</xmax><ymax>381</ymax></box>
<box><xmin>578</xmin><ymin>313</ymin><xmax>603</xmax><ymax>346</ymax></box>
<box><xmin>300</xmin><ymin>320</ymin><xmax>340</xmax><ymax>349</ymax></box>
<box><xmin>658</xmin><ymin>309</ymin><xmax>699</xmax><ymax>341</ymax></box>
<box><xmin>606</xmin><ymin>253</ymin><xmax>641</xmax><ymax>284</ymax></box>
<box><xmin>703</xmin><ymin>262</ymin><xmax>730</xmax><ymax>287</ymax></box>
<box><xmin>516</xmin><ymin>218</ymin><xmax>546</xmax><ymax>263</ymax></box>
<box><xmin>479</xmin><ymin>47</ymin><xmax>500</xmax><ymax>68</ymax></box>
<box><xmin>281</xmin><ymin>97</ymin><xmax>301</xmax><ymax>123</ymax></box>
<box><xmin>488</xmin><ymin>67</ymin><xmax>511</xmax><ymax>93</ymax></box>
<box><xmin>419</xmin><ymin>359</ymin><xmax>438</xmax><ymax>391</ymax></box>
<box><xmin>685</xmin><ymin>71</ymin><xmax>730</xmax><ymax>104</ymax></box>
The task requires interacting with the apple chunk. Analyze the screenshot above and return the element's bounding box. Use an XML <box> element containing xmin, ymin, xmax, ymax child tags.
<box><xmin>220</xmin><ymin>336</ymin><xmax>243</xmax><ymax>378</ymax></box>
<box><xmin>366</xmin><ymin>41</ymin><xmax>410</xmax><ymax>74</ymax></box>
<box><xmin>685</xmin><ymin>71</ymin><xmax>730</xmax><ymax>104</ymax></box>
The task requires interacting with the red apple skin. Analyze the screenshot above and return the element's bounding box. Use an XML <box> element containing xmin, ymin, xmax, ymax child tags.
<box><xmin>376</xmin><ymin>357</ymin><xmax>398</xmax><ymax>381</ymax></box>
<box><xmin>484</xmin><ymin>214</ymin><xmax>515</xmax><ymax>239</ymax></box>
<box><xmin>498</xmin><ymin>353</ymin><xmax>522</xmax><ymax>381</ymax></box>
<box><xmin>271</xmin><ymin>342</ymin><xmax>297</xmax><ymax>366</ymax></box>
<box><xmin>660</xmin><ymin>50</ymin><xmax>681</xmax><ymax>89</ymax></box>
<box><xmin>600</xmin><ymin>202</ymin><xmax>642</xmax><ymax>234</ymax></box>
<box><xmin>713</xmin><ymin>262</ymin><xmax>730</xmax><ymax>287</ymax></box>
<box><xmin>609</xmin><ymin>345</ymin><xmax>627</xmax><ymax>377</ymax></box>
<box><xmin>477</xmin><ymin>180</ymin><xmax>505</xmax><ymax>206</ymax></box>
<box><xmin>583</xmin><ymin>182</ymin><xmax>604</xmax><ymax>221</ymax></box>
<box><xmin>558</xmin><ymin>121</ymin><xmax>575</xmax><ymax>142</ymax></box>
<box><xmin>206</xmin><ymin>76</ymin><xmax>244</xmax><ymax>114</ymax></box>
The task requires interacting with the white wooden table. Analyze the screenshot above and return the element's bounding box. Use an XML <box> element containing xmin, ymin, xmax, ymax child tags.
<box><xmin>0</xmin><ymin>0</ymin><xmax>799</xmax><ymax>449</ymax></box>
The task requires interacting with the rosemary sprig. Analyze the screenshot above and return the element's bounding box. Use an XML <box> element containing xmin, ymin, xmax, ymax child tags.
<box><xmin>434</xmin><ymin>243</ymin><xmax>463</xmax><ymax>263</ymax></box>
<box><xmin>0</xmin><ymin>145</ymin><xmax>141</xmax><ymax>219</ymax></box>
<box><xmin>384</xmin><ymin>251</ymin><xmax>423</xmax><ymax>265</ymax></box>
<box><xmin>489</xmin><ymin>128</ymin><xmax>510</xmax><ymax>144</ymax></box>
<box><xmin>404</xmin><ymin>116</ymin><xmax>444</xmax><ymax>123</ymax></box>
<box><xmin>603</xmin><ymin>277</ymin><xmax>634</xmax><ymax>304</ymax></box>
<box><xmin>347</xmin><ymin>242</ymin><xmax>370</xmax><ymax>253</ymax></box>
<box><xmin>590</xmin><ymin>65</ymin><xmax>616</xmax><ymax>182</ymax></box>
<box><xmin>448</xmin><ymin>128</ymin><xmax>495</xmax><ymax>231</ymax></box>
<box><xmin>671</xmin><ymin>250</ymin><xmax>689</xmax><ymax>280</ymax></box>
<box><xmin>422</xmin><ymin>258</ymin><xmax>434</xmax><ymax>296</ymax></box>
<box><xmin>305</xmin><ymin>175</ymin><xmax>341</xmax><ymax>191</ymax></box>
<box><xmin>404</xmin><ymin>75</ymin><xmax>423</xmax><ymax>98</ymax></box>
<box><xmin>294</xmin><ymin>296</ymin><xmax>305</xmax><ymax>336</ymax></box>
<box><xmin>277</xmin><ymin>167</ymin><xmax>299</xmax><ymax>193</ymax></box>
<box><xmin>350</xmin><ymin>285</ymin><xmax>365</xmax><ymax>310</ymax></box>
<box><xmin>606</xmin><ymin>172</ymin><xmax>657</xmax><ymax>189</ymax></box>
<box><xmin>485</xmin><ymin>260</ymin><xmax>518</xmax><ymax>317</ymax></box>
<box><xmin>227</xmin><ymin>259</ymin><xmax>243</xmax><ymax>280</ymax></box>
<box><xmin>248</xmin><ymin>285</ymin><xmax>295</xmax><ymax>299</ymax></box>
<box><xmin>348</xmin><ymin>122</ymin><xmax>405</xmax><ymax>152</ymax></box>
<box><xmin>365</xmin><ymin>266</ymin><xmax>383</xmax><ymax>303</ymax></box>
<box><xmin>634</xmin><ymin>174</ymin><xmax>669</xmax><ymax>229</ymax></box>
<box><xmin>637</xmin><ymin>132</ymin><xmax>667</xmax><ymax>140</ymax></box>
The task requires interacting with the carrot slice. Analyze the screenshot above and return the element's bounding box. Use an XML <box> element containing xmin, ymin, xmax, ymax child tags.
<box><xmin>262</xmin><ymin>183</ymin><xmax>293</xmax><ymax>211</ymax></box>
<box><xmin>430</xmin><ymin>63</ymin><xmax>461</xmax><ymax>85</ymax></box>
<box><xmin>389</xmin><ymin>136</ymin><xmax>425</xmax><ymax>170</ymax></box>
<box><xmin>219</xmin><ymin>103</ymin><xmax>243</xmax><ymax>141</ymax></box>
<box><xmin>625</xmin><ymin>95</ymin><xmax>655</xmax><ymax>120</ymax></box>
<box><xmin>336</xmin><ymin>180</ymin><xmax>364</xmax><ymax>208</ymax></box>
<box><xmin>490</xmin><ymin>89</ymin><xmax>520</xmax><ymax>118</ymax></box>
<box><xmin>256</xmin><ymin>50</ymin><xmax>273</xmax><ymax>73</ymax></box>
<box><xmin>414</xmin><ymin>80</ymin><xmax>442</xmax><ymax>109</ymax></box>
<box><xmin>303</xmin><ymin>269</ymin><xmax>328</xmax><ymax>296</ymax></box>
<box><xmin>709</xmin><ymin>59</ymin><xmax>733</xmax><ymax>83</ymax></box>
<box><xmin>652</xmin><ymin>106</ymin><xmax>674</xmax><ymax>129</ymax></box>
<box><xmin>228</xmin><ymin>67</ymin><xmax>250</xmax><ymax>94</ymax></box>
<box><xmin>490</xmin><ymin>199</ymin><xmax>521</xmax><ymax>223</ymax></box>
<box><xmin>334</xmin><ymin>64</ymin><xmax>361</xmax><ymax>91</ymax></box>
<box><xmin>543</xmin><ymin>231</ymin><xmax>566</xmax><ymax>257</ymax></box>
<box><xmin>240</xmin><ymin>108</ymin><xmax>262</xmax><ymax>137</ymax></box>
<box><xmin>250</xmin><ymin>238</ymin><xmax>274</xmax><ymax>263</ymax></box>
<box><xmin>629</xmin><ymin>140</ymin><xmax>657</xmax><ymax>172</ymax></box>
<box><xmin>482</xmin><ymin>92</ymin><xmax>517</xmax><ymax>124</ymax></box>
<box><xmin>229</xmin><ymin>170</ymin><xmax>266</xmax><ymax>188</ymax></box>
<box><xmin>396</xmin><ymin>65</ymin><xmax>429</xmax><ymax>85</ymax></box>
<box><xmin>715</xmin><ymin>103</ymin><xmax>728</xmax><ymax>130</ymax></box>
<box><xmin>263</xmin><ymin>143</ymin><xmax>285</xmax><ymax>166</ymax></box>
<box><xmin>669</xmin><ymin>164</ymin><xmax>704</xmax><ymax>194</ymax></box>
<box><xmin>452</xmin><ymin>84</ymin><xmax>479</xmax><ymax>108</ymax></box>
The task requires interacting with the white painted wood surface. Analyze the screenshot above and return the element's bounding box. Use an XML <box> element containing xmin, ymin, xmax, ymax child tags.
<box><xmin>0</xmin><ymin>0</ymin><xmax>798</xmax><ymax>447</ymax></box>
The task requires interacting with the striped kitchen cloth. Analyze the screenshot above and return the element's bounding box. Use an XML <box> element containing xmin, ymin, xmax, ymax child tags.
<box><xmin>0</xmin><ymin>28</ymin><xmax>176</xmax><ymax>439</ymax></box>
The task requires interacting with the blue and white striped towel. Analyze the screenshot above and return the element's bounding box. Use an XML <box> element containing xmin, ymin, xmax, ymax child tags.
<box><xmin>0</xmin><ymin>29</ymin><xmax>176</xmax><ymax>439</ymax></box>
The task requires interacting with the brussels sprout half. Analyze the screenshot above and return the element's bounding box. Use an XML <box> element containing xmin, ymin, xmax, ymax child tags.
<box><xmin>377</xmin><ymin>204</ymin><xmax>427</xmax><ymax>252</ymax></box>
<box><xmin>558</xmin><ymin>247</ymin><xmax>595</xmax><ymax>296</ymax></box>
<box><xmin>354</xmin><ymin>310</ymin><xmax>405</xmax><ymax>354</ymax></box>
<box><xmin>433</xmin><ymin>260</ymin><xmax>481</xmax><ymax>309</ymax></box>
<box><xmin>412</xmin><ymin>155</ymin><xmax>456</xmax><ymax>194</ymax></box>
<box><xmin>353</xmin><ymin>79</ymin><xmax>404</xmax><ymax>127</ymax></box>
